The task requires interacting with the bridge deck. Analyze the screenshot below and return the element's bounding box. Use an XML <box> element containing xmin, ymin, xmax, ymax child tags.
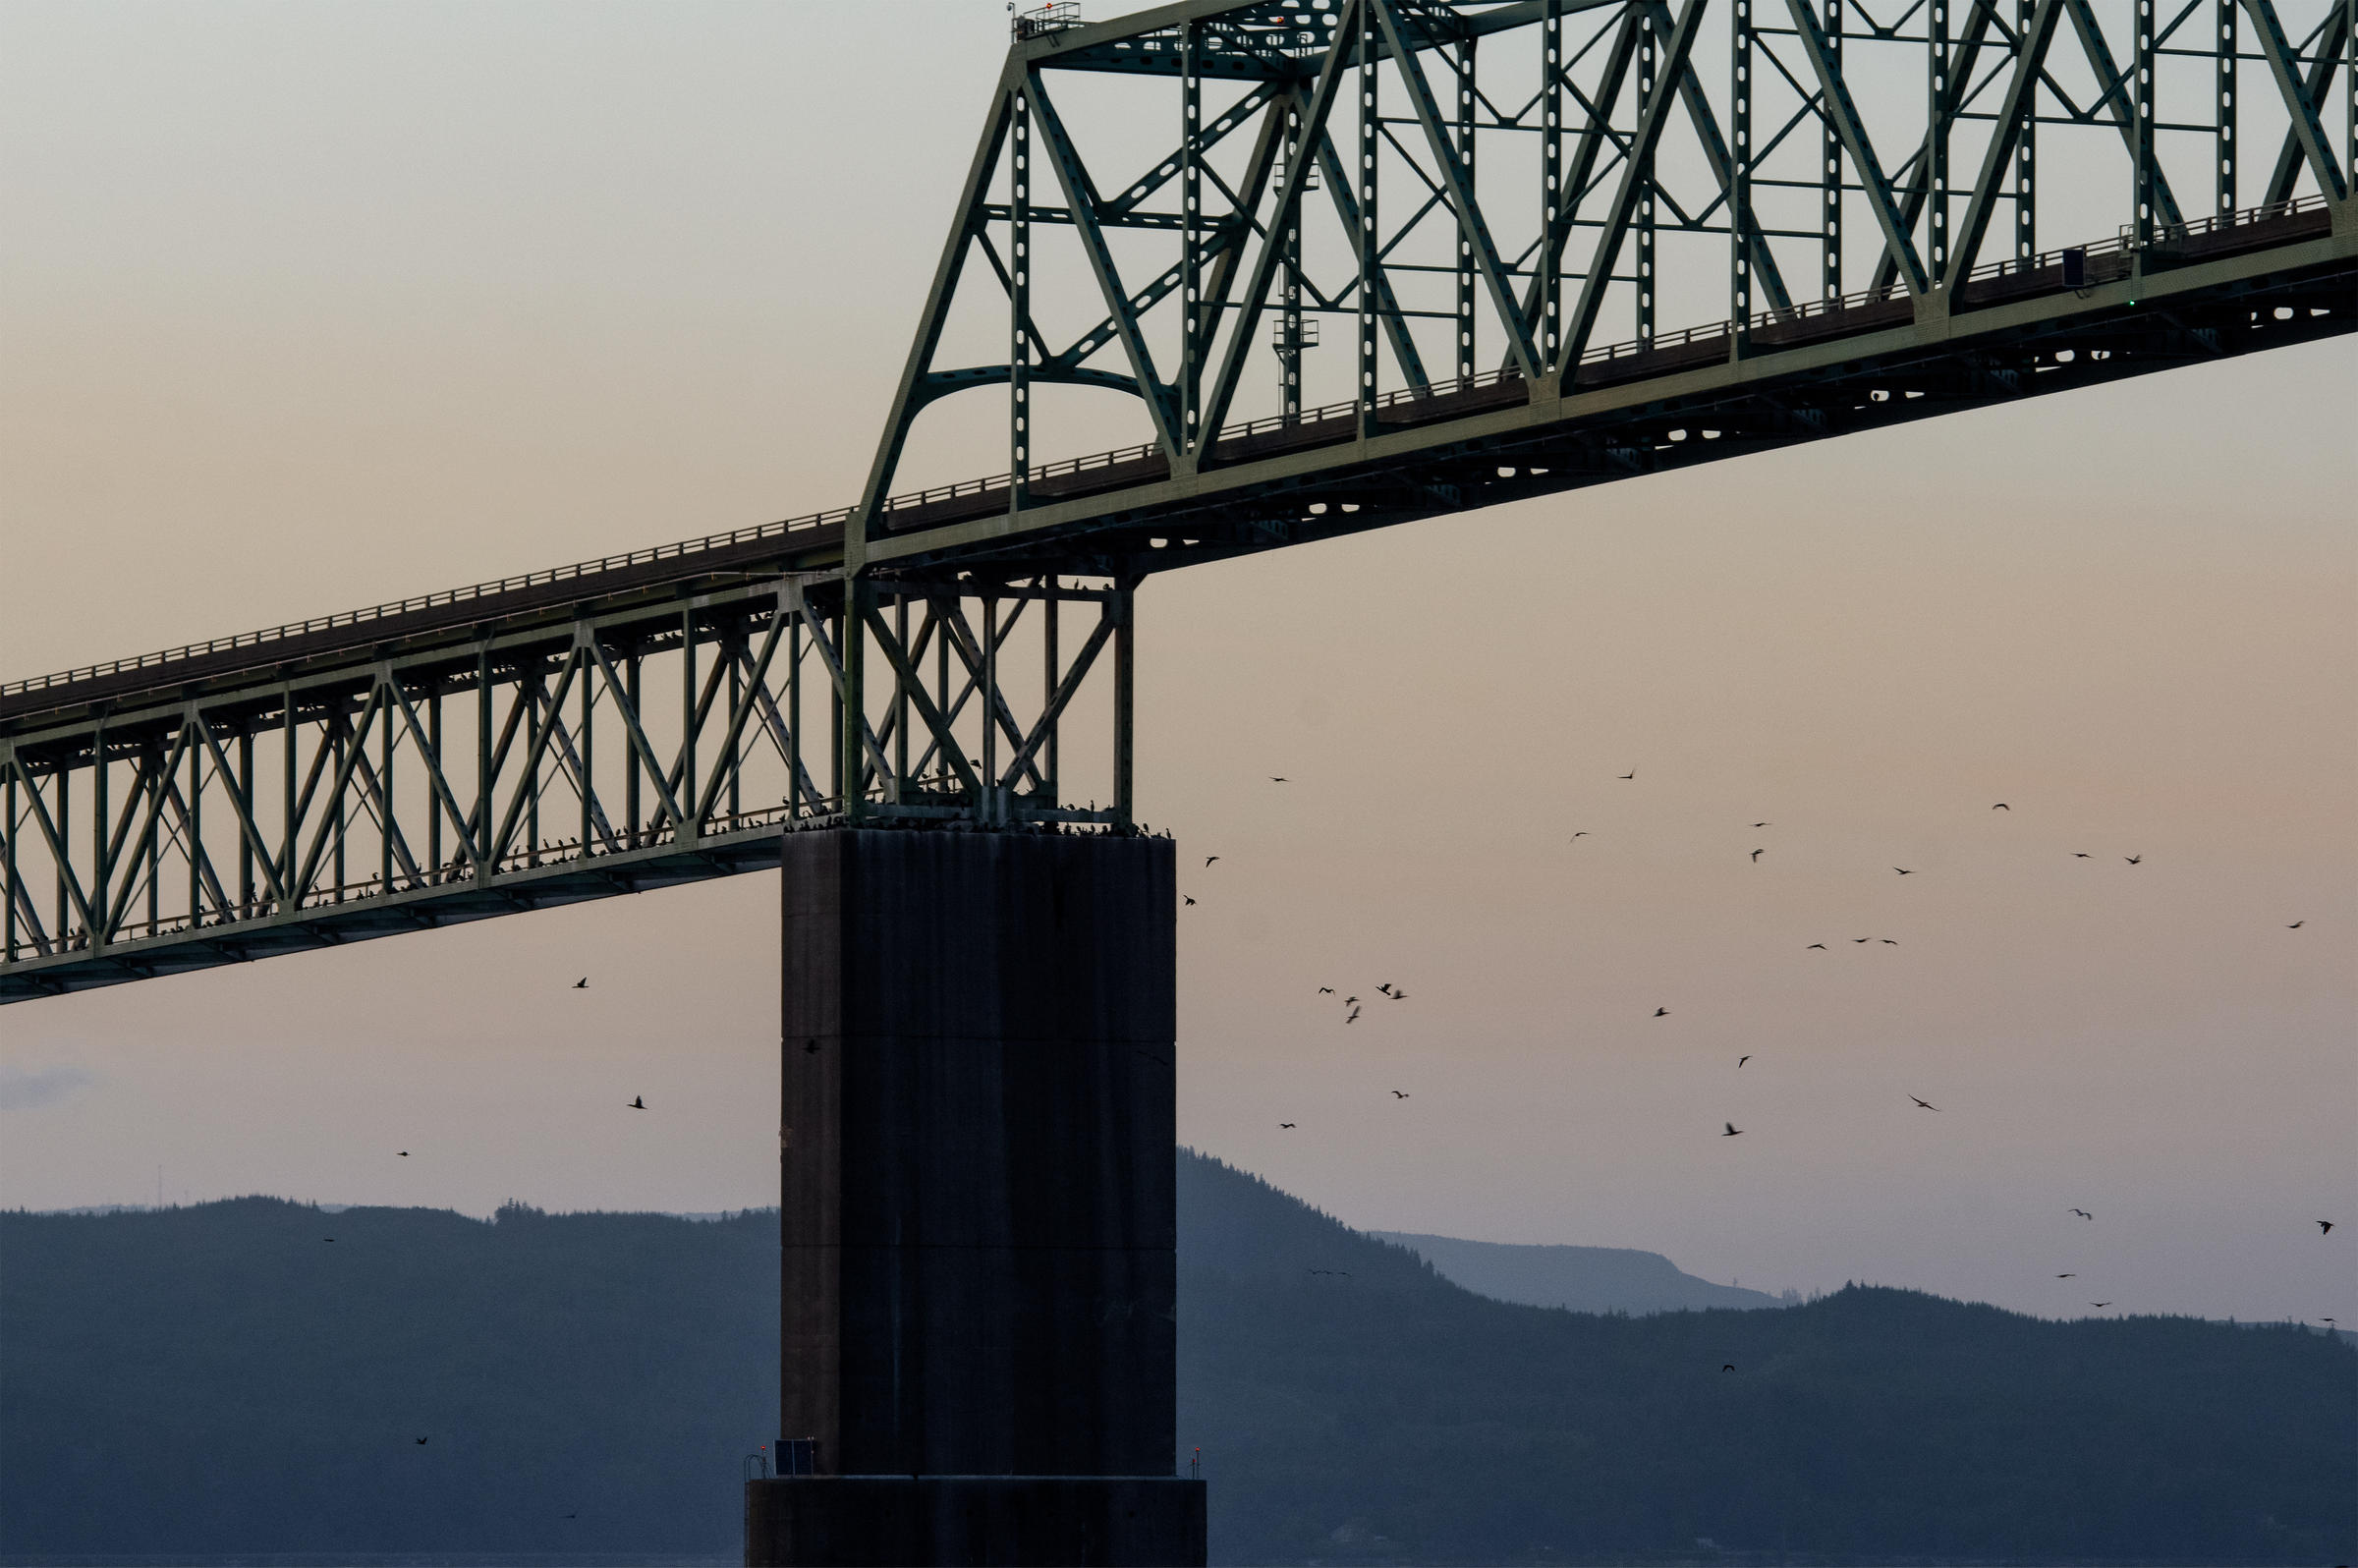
<box><xmin>6</xmin><ymin>198</ymin><xmax>2340</xmax><ymax>733</ymax></box>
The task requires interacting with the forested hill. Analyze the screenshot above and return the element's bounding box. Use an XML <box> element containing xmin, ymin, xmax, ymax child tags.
<box><xmin>3</xmin><ymin>1154</ymin><xmax>2351</xmax><ymax>1564</ymax></box>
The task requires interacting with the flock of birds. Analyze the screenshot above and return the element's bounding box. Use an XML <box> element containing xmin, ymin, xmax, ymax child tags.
<box><xmin>1187</xmin><ymin>770</ymin><xmax>2342</xmax><ymax>1330</ymax></box>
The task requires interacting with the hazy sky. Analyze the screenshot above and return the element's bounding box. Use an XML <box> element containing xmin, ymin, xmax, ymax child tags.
<box><xmin>2</xmin><ymin>1</ymin><xmax>2351</xmax><ymax>1329</ymax></box>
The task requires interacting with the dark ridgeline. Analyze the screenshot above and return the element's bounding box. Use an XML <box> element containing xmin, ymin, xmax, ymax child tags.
<box><xmin>3</xmin><ymin>1154</ymin><xmax>2353</xmax><ymax>1563</ymax></box>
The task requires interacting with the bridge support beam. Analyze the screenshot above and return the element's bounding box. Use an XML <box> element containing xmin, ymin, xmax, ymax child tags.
<box><xmin>751</xmin><ymin>825</ymin><xmax>1201</xmax><ymax>1568</ymax></box>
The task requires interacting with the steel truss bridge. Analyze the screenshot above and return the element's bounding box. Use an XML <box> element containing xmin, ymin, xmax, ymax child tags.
<box><xmin>3</xmin><ymin>0</ymin><xmax>2351</xmax><ymax>1002</ymax></box>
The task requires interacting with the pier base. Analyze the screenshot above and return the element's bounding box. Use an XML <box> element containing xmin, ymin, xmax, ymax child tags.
<box><xmin>757</xmin><ymin>827</ymin><xmax>1194</xmax><ymax>1567</ymax></box>
<box><xmin>745</xmin><ymin>1477</ymin><xmax>1207</xmax><ymax>1568</ymax></box>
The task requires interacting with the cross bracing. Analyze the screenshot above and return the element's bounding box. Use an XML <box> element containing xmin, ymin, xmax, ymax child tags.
<box><xmin>3</xmin><ymin>0</ymin><xmax>2352</xmax><ymax>1001</ymax></box>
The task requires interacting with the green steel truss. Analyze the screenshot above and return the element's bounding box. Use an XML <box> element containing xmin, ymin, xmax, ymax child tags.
<box><xmin>4</xmin><ymin>0</ymin><xmax>2353</xmax><ymax>1000</ymax></box>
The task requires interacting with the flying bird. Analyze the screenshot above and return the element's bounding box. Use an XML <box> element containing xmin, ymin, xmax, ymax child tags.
<box><xmin>1205</xmin><ymin>856</ymin><xmax>1220</xmax><ymax>867</ymax></box>
<box><xmin>1269</xmin><ymin>776</ymin><xmax>1288</xmax><ymax>783</ymax></box>
<box><xmin>2089</xmin><ymin>1302</ymin><xmax>2112</xmax><ymax>1309</ymax></box>
<box><xmin>2321</xmin><ymin>1220</ymin><xmax>2336</xmax><ymax>1235</ymax></box>
<box><xmin>1992</xmin><ymin>803</ymin><xmax>2010</xmax><ymax>810</ymax></box>
<box><xmin>1721</xmin><ymin>1364</ymin><xmax>1736</xmax><ymax>1372</ymax></box>
<box><xmin>1346</xmin><ymin>1006</ymin><xmax>1361</xmax><ymax>1024</ymax></box>
<box><xmin>1278</xmin><ymin>1122</ymin><xmax>1296</xmax><ymax>1130</ymax></box>
<box><xmin>1752</xmin><ymin>822</ymin><xmax>1771</xmax><ymax>828</ymax></box>
<box><xmin>1722</xmin><ymin>1122</ymin><xmax>1743</xmax><ymax>1137</ymax></box>
<box><xmin>2069</xmin><ymin>1208</ymin><xmax>2093</xmax><ymax>1219</ymax></box>
<box><xmin>1853</xmin><ymin>937</ymin><xmax>1872</xmax><ymax>943</ymax></box>
<box><xmin>1750</xmin><ymin>848</ymin><xmax>1764</xmax><ymax>863</ymax></box>
<box><xmin>1909</xmin><ymin>1096</ymin><xmax>1940</xmax><ymax>1111</ymax></box>
<box><xmin>1881</xmin><ymin>938</ymin><xmax>1899</xmax><ymax>945</ymax></box>
<box><xmin>627</xmin><ymin>1096</ymin><xmax>646</xmax><ymax>1110</ymax></box>
<box><xmin>416</xmin><ymin>1436</ymin><xmax>429</xmax><ymax>1445</ymax></box>
<box><xmin>397</xmin><ymin>1151</ymin><xmax>409</xmax><ymax>1157</ymax></box>
<box><xmin>2288</xmin><ymin>921</ymin><xmax>2305</xmax><ymax>928</ymax></box>
<box><xmin>1738</xmin><ymin>1055</ymin><xmax>1751</xmax><ymax>1068</ymax></box>
<box><xmin>1571</xmin><ymin>831</ymin><xmax>1590</xmax><ymax>838</ymax></box>
<box><xmin>2123</xmin><ymin>855</ymin><xmax>2142</xmax><ymax>865</ymax></box>
<box><xmin>1376</xmin><ymin>983</ymin><xmax>1394</xmax><ymax>996</ymax></box>
<box><xmin>1319</xmin><ymin>986</ymin><xmax>1335</xmax><ymax>994</ymax></box>
<box><xmin>1344</xmin><ymin>996</ymin><xmax>1359</xmax><ymax>1007</ymax></box>
<box><xmin>1806</xmin><ymin>943</ymin><xmax>1826</xmax><ymax>950</ymax></box>
<box><xmin>2073</xmin><ymin>852</ymin><xmax>2092</xmax><ymax>858</ymax></box>
<box><xmin>573</xmin><ymin>978</ymin><xmax>589</xmax><ymax>989</ymax></box>
<box><xmin>324</xmin><ymin>1237</ymin><xmax>336</xmax><ymax>1243</ymax></box>
<box><xmin>1390</xmin><ymin>989</ymin><xmax>1409</xmax><ymax>1001</ymax></box>
<box><xmin>2055</xmin><ymin>1273</ymin><xmax>2076</xmax><ymax>1278</ymax></box>
<box><xmin>1893</xmin><ymin>868</ymin><xmax>1915</xmax><ymax>875</ymax></box>
<box><xmin>1654</xmin><ymin>1007</ymin><xmax>1670</xmax><ymax>1018</ymax></box>
<box><xmin>1391</xmin><ymin>1090</ymin><xmax>1410</xmax><ymax>1099</ymax></box>
<box><xmin>1183</xmin><ymin>896</ymin><xmax>1196</xmax><ymax>906</ymax></box>
<box><xmin>1618</xmin><ymin>770</ymin><xmax>1636</xmax><ymax>780</ymax></box>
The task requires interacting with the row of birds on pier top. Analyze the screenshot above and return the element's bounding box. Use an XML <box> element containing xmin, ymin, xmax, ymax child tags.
<box><xmin>1184</xmin><ymin>771</ymin><xmax>2339</xmax><ymax>1324</ymax></box>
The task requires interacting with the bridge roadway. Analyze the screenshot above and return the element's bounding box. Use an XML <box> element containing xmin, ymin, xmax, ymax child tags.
<box><xmin>7</xmin><ymin>194</ymin><xmax>2346</xmax><ymax>730</ymax></box>
<box><xmin>1</xmin><ymin>194</ymin><xmax>2351</xmax><ymax>1002</ymax></box>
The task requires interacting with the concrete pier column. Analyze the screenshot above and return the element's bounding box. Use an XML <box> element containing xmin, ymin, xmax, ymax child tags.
<box><xmin>748</xmin><ymin>827</ymin><xmax>1204</xmax><ymax>1567</ymax></box>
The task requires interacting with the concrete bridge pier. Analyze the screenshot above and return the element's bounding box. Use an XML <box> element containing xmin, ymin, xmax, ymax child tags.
<box><xmin>747</xmin><ymin>826</ymin><xmax>1204</xmax><ymax>1567</ymax></box>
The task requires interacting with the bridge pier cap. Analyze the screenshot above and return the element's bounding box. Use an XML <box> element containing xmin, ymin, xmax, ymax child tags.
<box><xmin>762</xmin><ymin>824</ymin><xmax>1202</xmax><ymax>1567</ymax></box>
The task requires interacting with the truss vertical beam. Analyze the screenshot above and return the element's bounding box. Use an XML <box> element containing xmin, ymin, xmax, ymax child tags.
<box><xmin>1638</xmin><ymin>8</ymin><xmax>1659</xmax><ymax>345</ymax></box>
<box><xmin>2218</xmin><ymin>0</ymin><xmax>2240</xmax><ymax>211</ymax></box>
<box><xmin>1733</xmin><ymin>0</ymin><xmax>1755</xmax><ymax>344</ymax></box>
<box><xmin>1542</xmin><ymin>0</ymin><xmax>1565</xmax><ymax>360</ymax></box>
<box><xmin>2018</xmin><ymin>0</ymin><xmax>2040</xmax><ymax>257</ymax></box>
<box><xmin>1455</xmin><ymin>31</ymin><xmax>1480</xmax><ymax>383</ymax></box>
<box><xmin>1824</xmin><ymin>0</ymin><xmax>1845</xmax><ymax>298</ymax></box>
<box><xmin>1012</xmin><ymin>84</ymin><xmax>1034</xmax><ymax>510</ymax></box>
<box><xmin>1787</xmin><ymin>0</ymin><xmax>1931</xmax><ymax>293</ymax></box>
<box><xmin>1181</xmin><ymin>25</ymin><xmax>1206</xmax><ymax>453</ymax></box>
<box><xmin>1358</xmin><ymin>0</ymin><xmax>1382</xmax><ymax>433</ymax></box>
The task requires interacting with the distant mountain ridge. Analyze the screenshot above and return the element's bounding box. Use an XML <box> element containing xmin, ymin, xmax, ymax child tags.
<box><xmin>2</xmin><ymin>1152</ymin><xmax>2349</xmax><ymax>1563</ymax></box>
<box><xmin>1369</xmin><ymin>1230</ymin><xmax>1787</xmax><ymax>1314</ymax></box>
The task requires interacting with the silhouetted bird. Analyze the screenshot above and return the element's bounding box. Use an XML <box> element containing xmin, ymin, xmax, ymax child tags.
<box><xmin>1881</xmin><ymin>938</ymin><xmax>1899</xmax><ymax>944</ymax></box>
<box><xmin>1279</xmin><ymin>1122</ymin><xmax>1296</xmax><ymax>1130</ymax></box>
<box><xmin>1390</xmin><ymin>989</ymin><xmax>1409</xmax><ymax>1001</ymax></box>
<box><xmin>1391</xmin><ymin>1090</ymin><xmax>1410</xmax><ymax>1099</ymax></box>
<box><xmin>1893</xmin><ymin>868</ymin><xmax>1915</xmax><ymax>875</ymax></box>
<box><xmin>1738</xmin><ymin>1055</ymin><xmax>1751</xmax><ymax>1068</ymax></box>
<box><xmin>1345</xmin><ymin>1006</ymin><xmax>1361</xmax><ymax>1024</ymax></box>
<box><xmin>2322</xmin><ymin>1220</ymin><xmax>2336</xmax><ymax>1235</ymax></box>
<box><xmin>1910</xmin><ymin>1096</ymin><xmax>1940</xmax><ymax>1110</ymax></box>
<box><xmin>2074</xmin><ymin>852</ymin><xmax>2091</xmax><ymax>858</ymax></box>
<box><xmin>1344</xmin><ymin>996</ymin><xmax>1359</xmax><ymax>1006</ymax></box>
<box><xmin>1722</xmin><ymin>1122</ymin><xmax>1743</xmax><ymax>1137</ymax></box>
<box><xmin>1571</xmin><ymin>831</ymin><xmax>1590</xmax><ymax>838</ymax></box>
<box><xmin>1751</xmin><ymin>848</ymin><xmax>1764</xmax><ymax>863</ymax></box>
<box><xmin>1752</xmin><ymin>822</ymin><xmax>1770</xmax><ymax>828</ymax></box>
<box><xmin>1654</xmin><ymin>1007</ymin><xmax>1670</xmax><ymax>1018</ymax></box>
<box><xmin>1618</xmin><ymin>770</ymin><xmax>1636</xmax><ymax>780</ymax></box>
<box><xmin>1270</xmin><ymin>777</ymin><xmax>1288</xmax><ymax>783</ymax></box>
<box><xmin>574</xmin><ymin>978</ymin><xmax>589</xmax><ymax>989</ymax></box>
<box><xmin>1993</xmin><ymin>803</ymin><xmax>2009</xmax><ymax>810</ymax></box>
<box><xmin>397</xmin><ymin>1151</ymin><xmax>409</xmax><ymax>1157</ymax></box>
<box><xmin>2288</xmin><ymin>921</ymin><xmax>2305</xmax><ymax>928</ymax></box>
<box><xmin>415</xmin><ymin>1437</ymin><xmax>428</xmax><ymax>1445</ymax></box>
<box><xmin>628</xmin><ymin>1096</ymin><xmax>646</xmax><ymax>1110</ymax></box>
<box><xmin>2124</xmin><ymin>855</ymin><xmax>2142</xmax><ymax>865</ymax></box>
<box><xmin>1183</xmin><ymin>896</ymin><xmax>1196</xmax><ymax>906</ymax></box>
<box><xmin>1205</xmin><ymin>856</ymin><xmax>1220</xmax><ymax>867</ymax></box>
<box><xmin>2056</xmin><ymin>1273</ymin><xmax>2075</xmax><ymax>1278</ymax></box>
<box><xmin>1807</xmin><ymin>943</ymin><xmax>1826</xmax><ymax>950</ymax></box>
<box><xmin>1721</xmin><ymin>1364</ymin><xmax>1736</xmax><ymax>1372</ymax></box>
<box><xmin>324</xmin><ymin>1237</ymin><xmax>335</xmax><ymax>1243</ymax></box>
<box><xmin>1319</xmin><ymin>986</ymin><xmax>1334</xmax><ymax>994</ymax></box>
<box><xmin>2090</xmin><ymin>1302</ymin><xmax>2112</xmax><ymax>1308</ymax></box>
<box><xmin>1376</xmin><ymin>983</ymin><xmax>1394</xmax><ymax>996</ymax></box>
<box><xmin>2070</xmin><ymin>1208</ymin><xmax>2093</xmax><ymax>1219</ymax></box>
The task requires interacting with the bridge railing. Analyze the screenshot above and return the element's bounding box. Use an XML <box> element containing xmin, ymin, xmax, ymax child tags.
<box><xmin>0</xmin><ymin>508</ymin><xmax>850</xmax><ymax>700</ymax></box>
